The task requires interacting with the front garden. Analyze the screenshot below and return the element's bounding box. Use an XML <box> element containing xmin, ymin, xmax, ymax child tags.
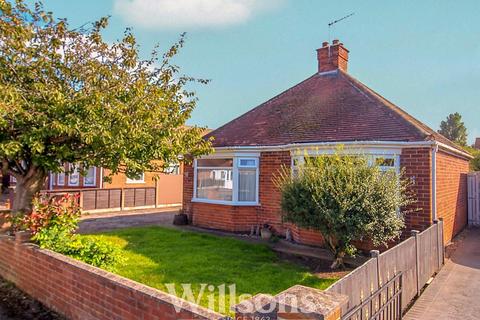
<box><xmin>83</xmin><ymin>226</ymin><xmax>337</xmax><ymax>315</ymax></box>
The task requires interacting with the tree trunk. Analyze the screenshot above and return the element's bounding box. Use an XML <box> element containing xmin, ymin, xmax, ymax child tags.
<box><xmin>324</xmin><ymin>235</ymin><xmax>346</xmax><ymax>270</ymax></box>
<box><xmin>11</xmin><ymin>166</ymin><xmax>47</xmax><ymax>216</ymax></box>
<box><xmin>330</xmin><ymin>251</ymin><xmax>346</xmax><ymax>270</ymax></box>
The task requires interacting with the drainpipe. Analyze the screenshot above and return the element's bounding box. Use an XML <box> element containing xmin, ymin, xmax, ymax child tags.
<box><xmin>48</xmin><ymin>172</ymin><xmax>53</xmax><ymax>190</ymax></box>
<box><xmin>431</xmin><ymin>143</ymin><xmax>438</xmax><ymax>221</ymax></box>
<box><xmin>99</xmin><ymin>167</ymin><xmax>104</xmax><ymax>189</ymax></box>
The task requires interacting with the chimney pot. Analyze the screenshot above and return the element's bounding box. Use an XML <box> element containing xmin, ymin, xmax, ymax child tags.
<box><xmin>332</xmin><ymin>39</ymin><xmax>339</xmax><ymax>45</ymax></box>
<box><xmin>322</xmin><ymin>41</ymin><xmax>329</xmax><ymax>47</ymax></box>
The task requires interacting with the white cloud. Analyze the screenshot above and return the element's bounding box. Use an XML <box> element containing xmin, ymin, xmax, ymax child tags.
<box><xmin>113</xmin><ymin>0</ymin><xmax>285</xmax><ymax>29</ymax></box>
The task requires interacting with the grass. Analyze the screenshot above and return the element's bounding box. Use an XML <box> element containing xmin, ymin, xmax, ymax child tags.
<box><xmin>84</xmin><ymin>226</ymin><xmax>337</xmax><ymax>315</ymax></box>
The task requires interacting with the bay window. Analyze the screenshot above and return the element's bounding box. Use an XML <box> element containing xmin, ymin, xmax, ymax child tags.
<box><xmin>194</xmin><ymin>156</ymin><xmax>259</xmax><ymax>205</ymax></box>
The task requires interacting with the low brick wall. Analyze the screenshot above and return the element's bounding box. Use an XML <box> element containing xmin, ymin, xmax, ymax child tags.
<box><xmin>0</xmin><ymin>235</ymin><xmax>225</xmax><ymax>320</ymax></box>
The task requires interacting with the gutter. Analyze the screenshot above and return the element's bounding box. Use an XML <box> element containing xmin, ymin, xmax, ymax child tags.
<box><xmin>213</xmin><ymin>140</ymin><xmax>473</xmax><ymax>159</ymax></box>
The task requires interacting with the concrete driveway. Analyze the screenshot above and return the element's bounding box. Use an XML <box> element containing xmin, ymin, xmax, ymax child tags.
<box><xmin>405</xmin><ymin>227</ymin><xmax>480</xmax><ymax>320</ymax></box>
<box><xmin>78</xmin><ymin>208</ymin><xmax>179</xmax><ymax>234</ymax></box>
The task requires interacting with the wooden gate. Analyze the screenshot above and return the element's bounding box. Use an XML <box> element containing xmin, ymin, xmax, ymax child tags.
<box><xmin>468</xmin><ymin>172</ymin><xmax>480</xmax><ymax>226</ymax></box>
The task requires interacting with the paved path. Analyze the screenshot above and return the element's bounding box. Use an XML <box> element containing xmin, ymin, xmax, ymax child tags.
<box><xmin>405</xmin><ymin>228</ymin><xmax>480</xmax><ymax>320</ymax></box>
<box><xmin>78</xmin><ymin>207</ymin><xmax>179</xmax><ymax>233</ymax></box>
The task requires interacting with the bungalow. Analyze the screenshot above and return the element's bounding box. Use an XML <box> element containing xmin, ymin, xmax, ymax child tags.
<box><xmin>183</xmin><ymin>40</ymin><xmax>472</xmax><ymax>245</ymax></box>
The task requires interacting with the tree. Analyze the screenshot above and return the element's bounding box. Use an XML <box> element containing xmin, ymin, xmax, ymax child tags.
<box><xmin>463</xmin><ymin>146</ymin><xmax>480</xmax><ymax>171</ymax></box>
<box><xmin>275</xmin><ymin>151</ymin><xmax>415</xmax><ymax>269</ymax></box>
<box><xmin>0</xmin><ymin>1</ymin><xmax>212</xmax><ymax>215</ymax></box>
<box><xmin>438</xmin><ymin>112</ymin><xmax>468</xmax><ymax>146</ymax></box>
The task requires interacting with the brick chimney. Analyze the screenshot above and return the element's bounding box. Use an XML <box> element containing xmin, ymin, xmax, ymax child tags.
<box><xmin>316</xmin><ymin>39</ymin><xmax>349</xmax><ymax>73</ymax></box>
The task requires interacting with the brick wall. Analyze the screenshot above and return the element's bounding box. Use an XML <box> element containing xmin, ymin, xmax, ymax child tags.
<box><xmin>436</xmin><ymin>150</ymin><xmax>469</xmax><ymax>243</ymax></box>
<box><xmin>0</xmin><ymin>235</ymin><xmax>224</xmax><ymax>320</ymax></box>
<box><xmin>401</xmin><ymin>147</ymin><xmax>432</xmax><ymax>232</ymax></box>
<box><xmin>183</xmin><ymin>151</ymin><xmax>290</xmax><ymax>233</ymax></box>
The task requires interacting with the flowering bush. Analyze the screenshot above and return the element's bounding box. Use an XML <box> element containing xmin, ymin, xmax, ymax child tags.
<box><xmin>10</xmin><ymin>194</ymin><xmax>122</xmax><ymax>271</ymax></box>
<box><xmin>11</xmin><ymin>193</ymin><xmax>81</xmax><ymax>235</ymax></box>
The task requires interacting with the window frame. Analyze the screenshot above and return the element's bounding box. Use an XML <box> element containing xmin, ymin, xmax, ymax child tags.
<box><xmin>83</xmin><ymin>167</ymin><xmax>97</xmax><ymax>187</ymax></box>
<box><xmin>67</xmin><ymin>164</ymin><xmax>80</xmax><ymax>186</ymax></box>
<box><xmin>164</xmin><ymin>162</ymin><xmax>181</xmax><ymax>175</ymax></box>
<box><xmin>126</xmin><ymin>172</ymin><xmax>145</xmax><ymax>184</ymax></box>
<box><xmin>192</xmin><ymin>154</ymin><xmax>260</xmax><ymax>206</ymax></box>
<box><xmin>57</xmin><ymin>171</ymin><xmax>65</xmax><ymax>186</ymax></box>
<box><xmin>291</xmin><ymin>150</ymin><xmax>400</xmax><ymax>175</ymax></box>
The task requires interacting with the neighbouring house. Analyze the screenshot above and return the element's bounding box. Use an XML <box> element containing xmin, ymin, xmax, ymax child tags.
<box><xmin>183</xmin><ymin>39</ymin><xmax>472</xmax><ymax>246</ymax></box>
<box><xmin>46</xmin><ymin>161</ymin><xmax>183</xmax><ymax>210</ymax></box>
<box><xmin>475</xmin><ymin>138</ymin><xmax>480</xmax><ymax>149</ymax></box>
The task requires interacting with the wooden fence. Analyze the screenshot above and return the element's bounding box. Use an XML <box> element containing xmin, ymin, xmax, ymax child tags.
<box><xmin>42</xmin><ymin>187</ymin><xmax>157</xmax><ymax>213</ymax></box>
<box><xmin>468</xmin><ymin>172</ymin><xmax>480</xmax><ymax>225</ymax></box>
<box><xmin>326</xmin><ymin>220</ymin><xmax>445</xmax><ymax>317</ymax></box>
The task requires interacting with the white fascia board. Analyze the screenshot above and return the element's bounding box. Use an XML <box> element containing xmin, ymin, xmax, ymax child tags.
<box><xmin>436</xmin><ymin>142</ymin><xmax>473</xmax><ymax>159</ymax></box>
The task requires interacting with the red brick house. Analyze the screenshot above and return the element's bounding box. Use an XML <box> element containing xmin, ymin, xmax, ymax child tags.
<box><xmin>183</xmin><ymin>40</ymin><xmax>472</xmax><ymax>245</ymax></box>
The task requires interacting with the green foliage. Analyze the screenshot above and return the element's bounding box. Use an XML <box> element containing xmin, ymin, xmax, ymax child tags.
<box><xmin>463</xmin><ymin>146</ymin><xmax>480</xmax><ymax>171</ymax></box>
<box><xmin>275</xmin><ymin>151</ymin><xmax>415</xmax><ymax>267</ymax></box>
<box><xmin>89</xmin><ymin>226</ymin><xmax>337</xmax><ymax>316</ymax></box>
<box><xmin>11</xmin><ymin>194</ymin><xmax>122</xmax><ymax>270</ymax></box>
<box><xmin>36</xmin><ymin>228</ymin><xmax>123</xmax><ymax>271</ymax></box>
<box><xmin>0</xmin><ymin>0</ymin><xmax>212</xmax><ymax>213</ymax></box>
<box><xmin>438</xmin><ymin>112</ymin><xmax>468</xmax><ymax>146</ymax></box>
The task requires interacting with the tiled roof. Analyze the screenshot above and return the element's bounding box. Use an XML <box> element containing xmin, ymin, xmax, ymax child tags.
<box><xmin>205</xmin><ymin>69</ymin><xmax>465</xmax><ymax>154</ymax></box>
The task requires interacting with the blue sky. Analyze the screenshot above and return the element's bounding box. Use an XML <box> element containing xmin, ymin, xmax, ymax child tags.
<box><xmin>39</xmin><ymin>0</ymin><xmax>480</xmax><ymax>144</ymax></box>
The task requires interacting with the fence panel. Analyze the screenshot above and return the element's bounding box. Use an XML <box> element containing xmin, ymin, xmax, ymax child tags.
<box><xmin>329</xmin><ymin>221</ymin><xmax>445</xmax><ymax>319</ymax></box>
<box><xmin>378</xmin><ymin>237</ymin><xmax>416</xmax><ymax>311</ymax></box>
<box><xmin>468</xmin><ymin>173</ymin><xmax>480</xmax><ymax>225</ymax></box>
<box><xmin>327</xmin><ymin>258</ymin><xmax>379</xmax><ymax>314</ymax></box>
<box><xmin>42</xmin><ymin>187</ymin><xmax>154</xmax><ymax>212</ymax></box>
<box><xmin>417</xmin><ymin>225</ymin><xmax>439</xmax><ymax>286</ymax></box>
<box><xmin>124</xmin><ymin>187</ymin><xmax>156</xmax><ymax>208</ymax></box>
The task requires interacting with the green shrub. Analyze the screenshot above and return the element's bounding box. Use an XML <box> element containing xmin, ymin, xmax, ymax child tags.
<box><xmin>275</xmin><ymin>150</ymin><xmax>415</xmax><ymax>268</ymax></box>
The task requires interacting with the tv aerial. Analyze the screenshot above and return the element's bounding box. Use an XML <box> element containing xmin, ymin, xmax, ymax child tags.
<box><xmin>328</xmin><ymin>12</ymin><xmax>355</xmax><ymax>42</ymax></box>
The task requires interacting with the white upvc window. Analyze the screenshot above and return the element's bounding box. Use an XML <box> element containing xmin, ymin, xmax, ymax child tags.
<box><xmin>165</xmin><ymin>162</ymin><xmax>181</xmax><ymax>175</ymax></box>
<box><xmin>371</xmin><ymin>155</ymin><xmax>399</xmax><ymax>173</ymax></box>
<box><xmin>68</xmin><ymin>164</ymin><xmax>79</xmax><ymax>186</ymax></box>
<box><xmin>57</xmin><ymin>171</ymin><xmax>65</xmax><ymax>186</ymax></box>
<box><xmin>83</xmin><ymin>167</ymin><xmax>97</xmax><ymax>187</ymax></box>
<box><xmin>292</xmin><ymin>151</ymin><xmax>400</xmax><ymax>174</ymax></box>
<box><xmin>193</xmin><ymin>155</ymin><xmax>259</xmax><ymax>205</ymax></box>
<box><xmin>126</xmin><ymin>172</ymin><xmax>145</xmax><ymax>184</ymax></box>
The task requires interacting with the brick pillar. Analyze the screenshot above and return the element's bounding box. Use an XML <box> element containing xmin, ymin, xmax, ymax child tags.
<box><xmin>234</xmin><ymin>285</ymin><xmax>348</xmax><ymax>320</ymax></box>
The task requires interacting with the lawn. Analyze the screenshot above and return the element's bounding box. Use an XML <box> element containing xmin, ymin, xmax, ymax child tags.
<box><xmin>84</xmin><ymin>226</ymin><xmax>337</xmax><ymax>315</ymax></box>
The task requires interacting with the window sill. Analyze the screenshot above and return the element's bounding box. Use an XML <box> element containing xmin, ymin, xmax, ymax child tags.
<box><xmin>191</xmin><ymin>198</ymin><xmax>260</xmax><ymax>206</ymax></box>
